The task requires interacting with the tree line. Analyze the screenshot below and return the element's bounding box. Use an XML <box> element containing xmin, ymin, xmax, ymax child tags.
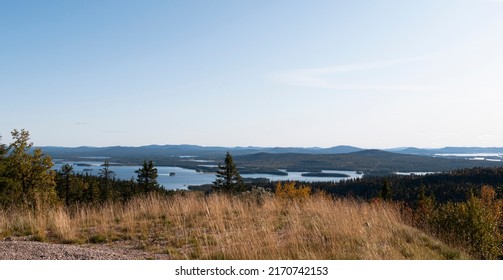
<box><xmin>316</xmin><ymin>168</ymin><xmax>503</xmax><ymax>205</ymax></box>
<box><xmin>0</xmin><ymin>130</ymin><xmax>252</xmax><ymax>209</ymax></box>
<box><xmin>0</xmin><ymin>129</ymin><xmax>168</xmax><ymax>208</ymax></box>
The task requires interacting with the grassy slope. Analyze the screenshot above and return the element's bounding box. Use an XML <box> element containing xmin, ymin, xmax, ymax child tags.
<box><xmin>0</xmin><ymin>193</ymin><xmax>468</xmax><ymax>260</ymax></box>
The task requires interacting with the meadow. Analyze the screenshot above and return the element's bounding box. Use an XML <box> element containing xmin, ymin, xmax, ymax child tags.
<box><xmin>0</xmin><ymin>191</ymin><xmax>467</xmax><ymax>260</ymax></box>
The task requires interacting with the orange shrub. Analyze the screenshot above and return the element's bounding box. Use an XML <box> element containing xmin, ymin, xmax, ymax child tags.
<box><xmin>274</xmin><ymin>182</ymin><xmax>311</xmax><ymax>199</ymax></box>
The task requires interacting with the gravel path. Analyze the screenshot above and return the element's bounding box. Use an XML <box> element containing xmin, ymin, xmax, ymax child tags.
<box><xmin>0</xmin><ymin>239</ymin><xmax>170</xmax><ymax>260</ymax></box>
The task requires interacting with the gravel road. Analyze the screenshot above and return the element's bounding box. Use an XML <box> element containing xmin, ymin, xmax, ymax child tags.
<box><xmin>0</xmin><ymin>239</ymin><xmax>169</xmax><ymax>260</ymax></box>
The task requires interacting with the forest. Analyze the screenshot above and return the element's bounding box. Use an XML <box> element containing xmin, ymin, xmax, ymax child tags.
<box><xmin>278</xmin><ymin>167</ymin><xmax>503</xmax><ymax>205</ymax></box>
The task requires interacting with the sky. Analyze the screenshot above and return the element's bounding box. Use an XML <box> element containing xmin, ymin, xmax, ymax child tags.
<box><xmin>1</xmin><ymin>0</ymin><xmax>503</xmax><ymax>148</ymax></box>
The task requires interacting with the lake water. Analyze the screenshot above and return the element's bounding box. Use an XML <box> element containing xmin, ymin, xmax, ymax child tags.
<box><xmin>394</xmin><ymin>172</ymin><xmax>435</xmax><ymax>176</ymax></box>
<box><xmin>53</xmin><ymin>162</ymin><xmax>363</xmax><ymax>190</ymax></box>
<box><xmin>434</xmin><ymin>153</ymin><xmax>503</xmax><ymax>162</ymax></box>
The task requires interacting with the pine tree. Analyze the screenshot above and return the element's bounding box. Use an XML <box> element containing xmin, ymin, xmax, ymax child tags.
<box><xmin>98</xmin><ymin>160</ymin><xmax>116</xmax><ymax>201</ymax></box>
<box><xmin>379</xmin><ymin>179</ymin><xmax>392</xmax><ymax>201</ymax></box>
<box><xmin>60</xmin><ymin>163</ymin><xmax>74</xmax><ymax>205</ymax></box>
<box><xmin>0</xmin><ymin>135</ymin><xmax>6</xmax><ymax>159</ymax></box>
<box><xmin>135</xmin><ymin>160</ymin><xmax>159</xmax><ymax>193</ymax></box>
<box><xmin>0</xmin><ymin>135</ymin><xmax>6</xmax><ymax>178</ymax></box>
<box><xmin>99</xmin><ymin>160</ymin><xmax>116</xmax><ymax>181</ymax></box>
<box><xmin>213</xmin><ymin>152</ymin><xmax>245</xmax><ymax>193</ymax></box>
<box><xmin>0</xmin><ymin>135</ymin><xmax>9</xmax><ymax>206</ymax></box>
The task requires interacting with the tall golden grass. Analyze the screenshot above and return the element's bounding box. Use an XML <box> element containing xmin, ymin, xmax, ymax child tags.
<box><xmin>0</xmin><ymin>192</ymin><xmax>466</xmax><ymax>259</ymax></box>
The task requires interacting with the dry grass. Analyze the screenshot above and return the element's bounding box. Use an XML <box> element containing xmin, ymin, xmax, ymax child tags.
<box><xmin>0</xmin><ymin>192</ymin><xmax>468</xmax><ymax>259</ymax></box>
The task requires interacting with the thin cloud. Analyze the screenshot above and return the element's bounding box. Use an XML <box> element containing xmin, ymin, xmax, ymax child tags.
<box><xmin>101</xmin><ymin>130</ymin><xmax>123</xmax><ymax>134</ymax></box>
<box><xmin>271</xmin><ymin>54</ymin><xmax>441</xmax><ymax>92</ymax></box>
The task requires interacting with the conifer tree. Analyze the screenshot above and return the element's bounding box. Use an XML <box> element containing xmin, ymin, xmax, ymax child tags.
<box><xmin>379</xmin><ymin>179</ymin><xmax>392</xmax><ymax>201</ymax></box>
<box><xmin>135</xmin><ymin>160</ymin><xmax>159</xmax><ymax>193</ymax></box>
<box><xmin>98</xmin><ymin>160</ymin><xmax>116</xmax><ymax>201</ymax></box>
<box><xmin>60</xmin><ymin>163</ymin><xmax>74</xmax><ymax>205</ymax></box>
<box><xmin>0</xmin><ymin>135</ymin><xmax>6</xmax><ymax>159</ymax></box>
<box><xmin>0</xmin><ymin>135</ymin><xmax>6</xmax><ymax>177</ymax></box>
<box><xmin>213</xmin><ymin>152</ymin><xmax>245</xmax><ymax>193</ymax></box>
<box><xmin>99</xmin><ymin>160</ymin><xmax>116</xmax><ymax>181</ymax></box>
<box><xmin>0</xmin><ymin>136</ymin><xmax>8</xmax><ymax>205</ymax></box>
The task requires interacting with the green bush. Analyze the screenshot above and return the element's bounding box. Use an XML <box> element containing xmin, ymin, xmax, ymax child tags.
<box><xmin>430</xmin><ymin>186</ymin><xmax>502</xmax><ymax>259</ymax></box>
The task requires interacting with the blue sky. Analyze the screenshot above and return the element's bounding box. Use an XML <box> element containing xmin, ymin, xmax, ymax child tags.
<box><xmin>1</xmin><ymin>0</ymin><xmax>503</xmax><ymax>148</ymax></box>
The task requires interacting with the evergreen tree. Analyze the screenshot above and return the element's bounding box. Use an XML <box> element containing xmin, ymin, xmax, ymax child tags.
<box><xmin>0</xmin><ymin>135</ymin><xmax>6</xmax><ymax>178</ymax></box>
<box><xmin>213</xmin><ymin>152</ymin><xmax>245</xmax><ymax>193</ymax></box>
<box><xmin>0</xmin><ymin>135</ymin><xmax>9</xmax><ymax>206</ymax></box>
<box><xmin>135</xmin><ymin>160</ymin><xmax>159</xmax><ymax>193</ymax></box>
<box><xmin>379</xmin><ymin>179</ymin><xmax>392</xmax><ymax>201</ymax></box>
<box><xmin>99</xmin><ymin>160</ymin><xmax>116</xmax><ymax>181</ymax></box>
<box><xmin>59</xmin><ymin>163</ymin><xmax>74</xmax><ymax>205</ymax></box>
<box><xmin>0</xmin><ymin>135</ymin><xmax>6</xmax><ymax>159</ymax></box>
<box><xmin>98</xmin><ymin>160</ymin><xmax>116</xmax><ymax>201</ymax></box>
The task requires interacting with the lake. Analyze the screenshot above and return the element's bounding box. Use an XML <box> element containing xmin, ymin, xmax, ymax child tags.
<box><xmin>53</xmin><ymin>161</ymin><xmax>363</xmax><ymax>190</ymax></box>
<box><xmin>434</xmin><ymin>153</ymin><xmax>503</xmax><ymax>162</ymax></box>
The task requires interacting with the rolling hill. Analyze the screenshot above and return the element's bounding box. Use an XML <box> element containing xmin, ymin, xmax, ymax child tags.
<box><xmin>234</xmin><ymin>149</ymin><xmax>503</xmax><ymax>174</ymax></box>
<box><xmin>40</xmin><ymin>145</ymin><xmax>503</xmax><ymax>175</ymax></box>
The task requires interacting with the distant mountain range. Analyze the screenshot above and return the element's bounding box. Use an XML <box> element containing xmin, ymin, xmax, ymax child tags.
<box><xmin>40</xmin><ymin>144</ymin><xmax>364</xmax><ymax>157</ymax></box>
<box><xmin>40</xmin><ymin>144</ymin><xmax>503</xmax><ymax>158</ymax></box>
<box><xmin>39</xmin><ymin>144</ymin><xmax>503</xmax><ymax>175</ymax></box>
<box><xmin>392</xmin><ymin>146</ymin><xmax>503</xmax><ymax>155</ymax></box>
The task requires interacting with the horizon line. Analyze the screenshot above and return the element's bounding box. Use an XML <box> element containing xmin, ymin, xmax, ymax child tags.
<box><xmin>34</xmin><ymin>144</ymin><xmax>503</xmax><ymax>150</ymax></box>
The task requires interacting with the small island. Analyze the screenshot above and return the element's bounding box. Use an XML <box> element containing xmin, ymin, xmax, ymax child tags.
<box><xmin>301</xmin><ymin>172</ymin><xmax>350</xmax><ymax>178</ymax></box>
<box><xmin>240</xmin><ymin>170</ymin><xmax>288</xmax><ymax>176</ymax></box>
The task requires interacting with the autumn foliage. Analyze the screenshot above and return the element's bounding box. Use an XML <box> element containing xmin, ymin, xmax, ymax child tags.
<box><xmin>274</xmin><ymin>181</ymin><xmax>311</xmax><ymax>199</ymax></box>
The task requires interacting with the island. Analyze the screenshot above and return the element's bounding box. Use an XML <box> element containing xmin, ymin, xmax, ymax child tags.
<box><xmin>301</xmin><ymin>172</ymin><xmax>350</xmax><ymax>178</ymax></box>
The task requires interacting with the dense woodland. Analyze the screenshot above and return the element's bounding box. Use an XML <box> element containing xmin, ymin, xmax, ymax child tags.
<box><xmin>300</xmin><ymin>168</ymin><xmax>503</xmax><ymax>204</ymax></box>
<box><xmin>243</xmin><ymin>167</ymin><xmax>503</xmax><ymax>206</ymax></box>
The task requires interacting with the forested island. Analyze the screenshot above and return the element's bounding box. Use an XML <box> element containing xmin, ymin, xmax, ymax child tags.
<box><xmin>301</xmin><ymin>172</ymin><xmax>350</xmax><ymax>178</ymax></box>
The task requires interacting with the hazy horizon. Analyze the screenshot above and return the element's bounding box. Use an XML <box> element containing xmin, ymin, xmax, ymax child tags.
<box><xmin>2</xmin><ymin>0</ymin><xmax>503</xmax><ymax>148</ymax></box>
<box><xmin>34</xmin><ymin>143</ymin><xmax>503</xmax><ymax>150</ymax></box>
